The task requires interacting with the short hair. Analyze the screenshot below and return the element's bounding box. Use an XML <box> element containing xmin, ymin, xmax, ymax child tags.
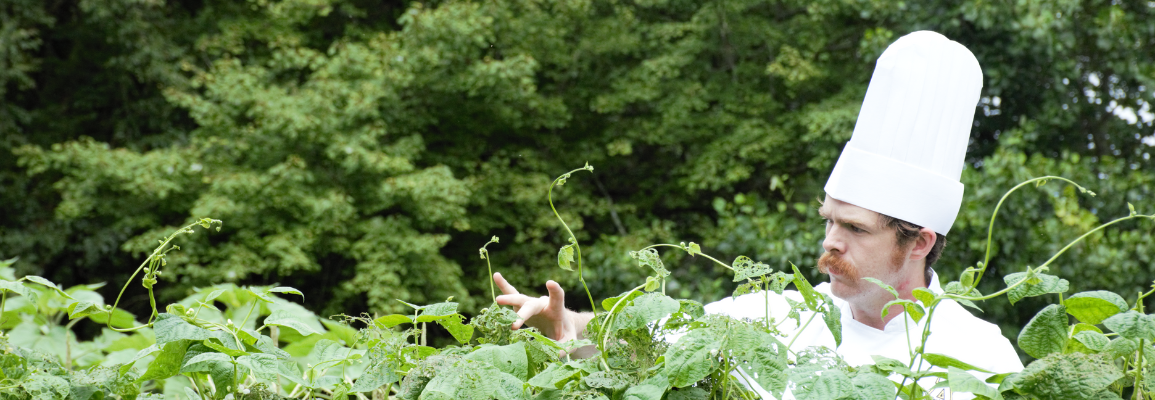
<box><xmin>877</xmin><ymin>214</ymin><xmax>947</xmax><ymax>286</ymax></box>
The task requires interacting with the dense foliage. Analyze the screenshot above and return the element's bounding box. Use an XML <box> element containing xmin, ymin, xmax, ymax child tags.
<box><xmin>2</xmin><ymin>0</ymin><xmax>1154</xmax><ymax>355</ymax></box>
<box><xmin>0</xmin><ymin>171</ymin><xmax>1153</xmax><ymax>400</ymax></box>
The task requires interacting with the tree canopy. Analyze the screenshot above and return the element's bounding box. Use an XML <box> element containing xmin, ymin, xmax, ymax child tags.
<box><xmin>2</xmin><ymin>0</ymin><xmax>1153</xmax><ymax>344</ymax></box>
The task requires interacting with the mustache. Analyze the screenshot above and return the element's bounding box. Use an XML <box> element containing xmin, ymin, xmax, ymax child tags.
<box><xmin>817</xmin><ymin>252</ymin><xmax>860</xmax><ymax>281</ymax></box>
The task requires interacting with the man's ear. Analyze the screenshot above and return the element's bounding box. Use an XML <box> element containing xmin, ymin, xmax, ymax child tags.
<box><xmin>909</xmin><ymin>227</ymin><xmax>937</xmax><ymax>261</ymax></box>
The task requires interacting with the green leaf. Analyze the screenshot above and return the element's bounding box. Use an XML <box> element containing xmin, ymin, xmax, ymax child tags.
<box><xmin>309</xmin><ymin>339</ymin><xmax>360</xmax><ymax>365</ymax></box>
<box><xmin>557</xmin><ymin>244</ymin><xmax>575</xmax><ymax>271</ymax></box>
<box><xmin>792</xmin><ymin>368</ymin><xmax>855</xmax><ymax>400</ymax></box>
<box><xmin>419</xmin><ymin>358</ymin><xmax>524</xmax><ymax>400</ymax></box>
<box><xmin>644</xmin><ymin>276</ymin><xmax>660</xmax><ymax>292</ymax></box>
<box><xmin>1004</xmin><ymin>271</ymin><xmax>1069</xmax><ymax>305</ymax></box>
<box><xmin>881</xmin><ymin>299</ymin><xmax>925</xmax><ymax>323</ymax></box>
<box><xmin>601</xmin><ymin>290</ymin><xmax>643</xmax><ymax>312</ymax></box>
<box><xmin>947</xmin><ymin>367</ymin><xmax>1003</xmax><ymax>400</ymax></box>
<box><xmin>912</xmin><ymin>288</ymin><xmax>937</xmax><ymax>307</ymax></box>
<box><xmin>851</xmin><ymin>372</ymin><xmax>895</xmax><ymax>400</ymax></box>
<box><xmin>1005</xmin><ymin>353</ymin><xmax>1121</xmax><ymax>399</ymax></box>
<box><xmin>527</xmin><ymin>362</ymin><xmax>583</xmax><ymax>389</ymax></box>
<box><xmin>350</xmin><ymin>357</ymin><xmax>401</xmax><ymax>393</ymax></box>
<box><xmin>137</xmin><ymin>340</ymin><xmax>191</xmax><ymax>382</ymax></box>
<box><xmin>818</xmin><ymin>293</ymin><xmax>843</xmax><ymax>347</ymax></box>
<box><xmin>153</xmin><ymin>313</ymin><xmax>212</xmax><ymax>345</ymax></box>
<box><xmin>791</xmin><ymin>263</ymin><xmax>820</xmax><ymax>311</ymax></box>
<box><xmin>922</xmin><ymin>353</ymin><xmax>992</xmax><ymax>373</ymax></box>
<box><xmin>416</xmin><ymin>302</ymin><xmax>458</xmax><ymax>322</ymax></box>
<box><xmin>1068</xmin><ymin>330</ymin><xmax>1110</xmax><ymax>354</ymax></box>
<box><xmin>1017</xmin><ymin>304</ymin><xmax>1068</xmax><ymax>359</ymax></box>
<box><xmin>119</xmin><ymin>344</ymin><xmax>161</xmax><ymax>375</ymax></box>
<box><xmin>203</xmin><ymin>334</ymin><xmax>249</xmax><ymax>357</ymax></box>
<box><xmin>0</xmin><ymin>280</ymin><xmax>34</xmax><ymax>300</ymax></box>
<box><xmin>732</xmin><ymin>255</ymin><xmax>773</xmax><ymax>282</ymax></box>
<box><xmin>464</xmin><ymin>342</ymin><xmax>529</xmax><ymax>381</ymax></box>
<box><xmin>630</xmin><ymin>248</ymin><xmax>670</xmax><ymax>278</ymax></box>
<box><xmin>268</xmin><ymin>286</ymin><xmax>304</xmax><ymax>299</ymax></box>
<box><xmin>613</xmin><ymin>293</ymin><xmax>679</xmax><ymax>332</ymax></box>
<box><xmin>436</xmin><ymin>315</ymin><xmax>474</xmax><ymax>344</ymax></box>
<box><xmin>1102</xmin><ymin>310</ymin><xmax>1155</xmax><ymax>341</ymax></box>
<box><xmin>179</xmin><ymin>352</ymin><xmax>233</xmax><ymax>373</ymax></box>
<box><xmin>1104</xmin><ymin>337</ymin><xmax>1138</xmax><ymax>360</ymax></box>
<box><xmin>375</xmin><ymin>314</ymin><xmax>412</xmax><ymax>328</ymax></box>
<box><xmin>1065</xmin><ymin>291</ymin><xmax>1128</xmax><ymax>325</ymax></box>
<box><xmin>727</xmin><ymin>324</ymin><xmax>788</xmax><ymax>398</ymax></box>
<box><xmin>685</xmin><ymin>242</ymin><xmax>702</xmax><ymax>256</ymax></box>
<box><xmin>664</xmin><ymin>329</ymin><xmax>724</xmax><ymax>387</ymax></box>
<box><xmin>265</xmin><ymin>309</ymin><xmax>321</xmax><ymax>336</ymax></box>
<box><xmin>863</xmin><ymin>277</ymin><xmax>899</xmax><ymax>299</ymax></box>
<box><xmin>68</xmin><ymin>301</ymin><xmax>104</xmax><ymax>320</ymax></box>
<box><xmin>236</xmin><ymin>353</ymin><xmax>281</xmax><ymax>380</ymax></box>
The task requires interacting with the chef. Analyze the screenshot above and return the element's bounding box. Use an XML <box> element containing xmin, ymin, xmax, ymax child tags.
<box><xmin>492</xmin><ymin>30</ymin><xmax>1024</xmax><ymax>398</ymax></box>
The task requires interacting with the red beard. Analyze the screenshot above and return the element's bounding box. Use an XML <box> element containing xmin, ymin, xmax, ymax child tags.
<box><xmin>817</xmin><ymin>252</ymin><xmax>860</xmax><ymax>281</ymax></box>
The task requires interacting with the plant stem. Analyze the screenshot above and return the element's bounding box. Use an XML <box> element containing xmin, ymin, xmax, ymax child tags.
<box><xmin>1136</xmin><ymin>339</ymin><xmax>1146</xmax><ymax>400</ymax></box>
<box><xmin>975</xmin><ymin>176</ymin><xmax>1090</xmax><ymax>291</ymax></box>
<box><xmin>548</xmin><ymin>167</ymin><xmax>598</xmax><ymax>315</ymax></box>
<box><xmin>600</xmin><ymin>282</ymin><xmax>647</xmax><ymax>366</ymax></box>
<box><xmin>642</xmin><ymin>244</ymin><xmax>735</xmax><ymax>271</ymax></box>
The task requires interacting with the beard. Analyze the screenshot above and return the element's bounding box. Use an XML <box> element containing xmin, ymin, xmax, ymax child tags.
<box><xmin>817</xmin><ymin>252</ymin><xmax>860</xmax><ymax>281</ymax></box>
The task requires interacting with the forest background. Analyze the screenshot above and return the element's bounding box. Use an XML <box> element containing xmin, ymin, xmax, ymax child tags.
<box><xmin>1</xmin><ymin>0</ymin><xmax>1154</xmax><ymax>356</ymax></box>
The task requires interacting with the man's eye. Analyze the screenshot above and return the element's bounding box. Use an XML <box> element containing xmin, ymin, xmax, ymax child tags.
<box><xmin>847</xmin><ymin>224</ymin><xmax>864</xmax><ymax>233</ymax></box>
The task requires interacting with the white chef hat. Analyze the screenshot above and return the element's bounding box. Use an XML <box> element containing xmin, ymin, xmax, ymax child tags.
<box><xmin>824</xmin><ymin>31</ymin><xmax>983</xmax><ymax>236</ymax></box>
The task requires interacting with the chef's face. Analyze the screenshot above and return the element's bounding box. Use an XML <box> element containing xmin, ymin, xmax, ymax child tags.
<box><xmin>816</xmin><ymin>195</ymin><xmax>909</xmax><ymax>302</ymax></box>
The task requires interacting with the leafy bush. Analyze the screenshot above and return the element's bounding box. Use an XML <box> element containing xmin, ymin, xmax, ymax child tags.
<box><xmin>1</xmin><ymin>168</ymin><xmax>1153</xmax><ymax>400</ymax></box>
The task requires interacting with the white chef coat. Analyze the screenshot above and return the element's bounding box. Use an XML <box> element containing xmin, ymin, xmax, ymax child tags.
<box><xmin>700</xmin><ymin>270</ymin><xmax>1024</xmax><ymax>399</ymax></box>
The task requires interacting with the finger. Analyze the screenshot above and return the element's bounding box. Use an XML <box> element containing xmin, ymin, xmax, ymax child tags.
<box><xmin>493</xmin><ymin>272</ymin><xmax>520</xmax><ymax>295</ymax></box>
<box><xmin>545</xmin><ymin>280</ymin><xmax>567</xmax><ymax>314</ymax></box>
<box><xmin>513</xmin><ymin>299</ymin><xmax>546</xmax><ymax>330</ymax></box>
<box><xmin>496</xmin><ymin>294</ymin><xmax>529</xmax><ymax>307</ymax></box>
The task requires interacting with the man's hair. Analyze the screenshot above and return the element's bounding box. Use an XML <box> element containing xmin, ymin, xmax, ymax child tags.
<box><xmin>877</xmin><ymin>214</ymin><xmax>947</xmax><ymax>286</ymax></box>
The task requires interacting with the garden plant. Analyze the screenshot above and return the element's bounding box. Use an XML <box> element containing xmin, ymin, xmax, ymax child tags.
<box><xmin>1</xmin><ymin>165</ymin><xmax>1153</xmax><ymax>400</ymax></box>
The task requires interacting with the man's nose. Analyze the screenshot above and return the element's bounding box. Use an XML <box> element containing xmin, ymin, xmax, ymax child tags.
<box><xmin>822</xmin><ymin>227</ymin><xmax>845</xmax><ymax>254</ymax></box>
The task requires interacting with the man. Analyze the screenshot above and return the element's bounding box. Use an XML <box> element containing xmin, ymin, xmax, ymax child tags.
<box><xmin>493</xmin><ymin>31</ymin><xmax>1024</xmax><ymax>397</ymax></box>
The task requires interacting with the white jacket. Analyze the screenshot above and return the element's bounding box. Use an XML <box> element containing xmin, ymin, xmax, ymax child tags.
<box><xmin>700</xmin><ymin>270</ymin><xmax>1025</xmax><ymax>399</ymax></box>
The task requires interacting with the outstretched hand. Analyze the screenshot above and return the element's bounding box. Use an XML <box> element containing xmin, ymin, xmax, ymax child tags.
<box><xmin>493</xmin><ymin>272</ymin><xmax>579</xmax><ymax>342</ymax></box>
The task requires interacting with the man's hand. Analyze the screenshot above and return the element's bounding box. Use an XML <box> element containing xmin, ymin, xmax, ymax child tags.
<box><xmin>493</xmin><ymin>272</ymin><xmax>586</xmax><ymax>342</ymax></box>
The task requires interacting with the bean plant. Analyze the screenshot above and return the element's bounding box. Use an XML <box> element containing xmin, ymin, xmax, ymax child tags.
<box><xmin>0</xmin><ymin>167</ymin><xmax>1152</xmax><ymax>400</ymax></box>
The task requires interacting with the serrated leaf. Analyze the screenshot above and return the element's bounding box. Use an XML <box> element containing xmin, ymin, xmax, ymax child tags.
<box><xmin>265</xmin><ymin>309</ymin><xmax>321</xmax><ymax>336</ymax></box>
<box><xmin>1004</xmin><ymin>271</ymin><xmax>1069</xmax><ymax>305</ymax></box>
<box><xmin>557</xmin><ymin>244</ymin><xmax>576</xmax><ymax>271</ymax></box>
<box><xmin>1018</xmin><ymin>304</ymin><xmax>1068</xmax><ymax>359</ymax></box>
<box><xmin>268</xmin><ymin>286</ymin><xmax>304</xmax><ymax>299</ymax></box>
<box><xmin>1065</xmin><ymin>291</ymin><xmax>1128</xmax><ymax>325</ymax></box>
